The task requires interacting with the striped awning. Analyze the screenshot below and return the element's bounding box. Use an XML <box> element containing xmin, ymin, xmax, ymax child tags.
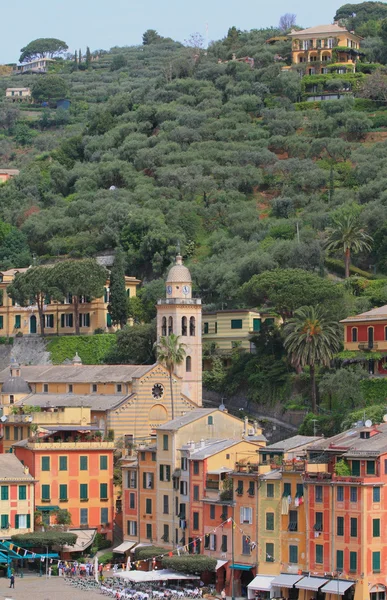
<box><xmin>272</xmin><ymin>574</ymin><xmax>304</xmax><ymax>588</ymax></box>
<box><xmin>320</xmin><ymin>580</ymin><xmax>355</xmax><ymax>595</ymax></box>
<box><xmin>296</xmin><ymin>577</ymin><xmax>329</xmax><ymax>591</ymax></box>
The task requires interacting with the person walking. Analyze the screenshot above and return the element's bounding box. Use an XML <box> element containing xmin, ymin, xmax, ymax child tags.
<box><xmin>9</xmin><ymin>573</ymin><xmax>15</xmax><ymax>588</ymax></box>
<box><xmin>221</xmin><ymin>589</ymin><xmax>226</xmax><ymax>600</ymax></box>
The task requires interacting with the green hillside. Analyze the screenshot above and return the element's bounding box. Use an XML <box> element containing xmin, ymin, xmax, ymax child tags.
<box><xmin>2</xmin><ymin>9</ymin><xmax>387</xmax><ymax>433</ymax></box>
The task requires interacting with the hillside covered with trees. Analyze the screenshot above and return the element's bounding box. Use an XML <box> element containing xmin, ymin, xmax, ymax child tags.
<box><xmin>3</xmin><ymin>4</ymin><xmax>387</xmax><ymax>434</ymax></box>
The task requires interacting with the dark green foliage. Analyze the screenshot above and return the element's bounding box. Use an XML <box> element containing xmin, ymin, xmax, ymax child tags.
<box><xmin>360</xmin><ymin>378</ymin><xmax>387</xmax><ymax>404</ymax></box>
<box><xmin>325</xmin><ymin>257</ymin><xmax>376</xmax><ymax>279</ymax></box>
<box><xmin>94</xmin><ymin>533</ymin><xmax>112</xmax><ymax>551</ymax></box>
<box><xmin>134</xmin><ymin>546</ymin><xmax>166</xmax><ymax>561</ymax></box>
<box><xmin>108</xmin><ymin>247</ymin><xmax>128</xmax><ymax>328</ymax></box>
<box><xmin>334</xmin><ymin>3</ymin><xmax>387</xmax><ymax>31</ymax></box>
<box><xmin>19</xmin><ymin>38</ymin><xmax>68</xmax><ymax>63</ymax></box>
<box><xmin>161</xmin><ymin>555</ymin><xmax>217</xmax><ymax>574</ymax></box>
<box><xmin>242</xmin><ymin>269</ymin><xmax>345</xmax><ymax>318</ymax></box>
<box><xmin>11</xmin><ymin>531</ymin><xmax>77</xmax><ymax>548</ymax></box>
<box><xmin>47</xmin><ymin>334</ymin><xmax>116</xmax><ymax>364</ymax></box>
<box><xmin>105</xmin><ymin>323</ymin><xmax>156</xmax><ymax>364</ymax></box>
<box><xmin>32</xmin><ymin>75</ymin><xmax>68</xmax><ymax>102</ymax></box>
<box><xmin>110</xmin><ymin>54</ymin><xmax>127</xmax><ymax>71</ymax></box>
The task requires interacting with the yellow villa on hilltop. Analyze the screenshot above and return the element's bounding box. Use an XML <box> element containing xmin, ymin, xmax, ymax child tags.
<box><xmin>0</xmin><ymin>268</ymin><xmax>140</xmax><ymax>336</ymax></box>
<box><xmin>287</xmin><ymin>22</ymin><xmax>362</xmax><ymax>75</ymax></box>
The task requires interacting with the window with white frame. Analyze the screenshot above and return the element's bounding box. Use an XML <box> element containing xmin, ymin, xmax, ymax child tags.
<box><xmin>240</xmin><ymin>506</ymin><xmax>253</xmax><ymax>524</ymax></box>
<box><xmin>181</xmin><ymin>457</ymin><xmax>188</xmax><ymax>471</ymax></box>
<box><xmin>17</xmin><ymin>514</ymin><xmax>28</xmax><ymax>529</ymax></box>
<box><xmin>127</xmin><ymin>520</ymin><xmax>137</xmax><ymax>536</ymax></box>
<box><xmin>180</xmin><ymin>480</ymin><xmax>188</xmax><ymax>495</ymax></box>
<box><xmin>209</xmin><ymin>533</ymin><xmax>217</xmax><ymax>550</ymax></box>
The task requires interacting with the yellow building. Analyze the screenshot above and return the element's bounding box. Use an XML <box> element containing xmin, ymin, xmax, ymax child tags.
<box><xmin>288</xmin><ymin>23</ymin><xmax>362</xmax><ymax>75</ymax></box>
<box><xmin>5</xmin><ymin>88</ymin><xmax>32</xmax><ymax>103</ymax></box>
<box><xmin>203</xmin><ymin>309</ymin><xmax>277</xmax><ymax>355</ymax></box>
<box><xmin>0</xmin><ymin>453</ymin><xmax>35</xmax><ymax>538</ymax></box>
<box><xmin>0</xmin><ymin>268</ymin><xmax>140</xmax><ymax>336</ymax></box>
<box><xmin>0</xmin><ymin>358</ymin><xmax>200</xmax><ymax>451</ymax></box>
<box><xmin>0</xmin><ymin>170</ymin><xmax>20</xmax><ymax>184</ymax></box>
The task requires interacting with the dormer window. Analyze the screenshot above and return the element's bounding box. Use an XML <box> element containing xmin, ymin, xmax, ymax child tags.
<box><xmin>360</xmin><ymin>431</ymin><xmax>370</xmax><ymax>439</ymax></box>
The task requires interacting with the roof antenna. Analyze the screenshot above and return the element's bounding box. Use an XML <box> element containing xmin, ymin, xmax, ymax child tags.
<box><xmin>176</xmin><ymin>240</ymin><xmax>181</xmax><ymax>256</ymax></box>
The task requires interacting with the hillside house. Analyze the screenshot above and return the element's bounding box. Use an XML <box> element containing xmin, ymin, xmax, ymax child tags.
<box><xmin>5</xmin><ymin>88</ymin><xmax>31</xmax><ymax>103</ymax></box>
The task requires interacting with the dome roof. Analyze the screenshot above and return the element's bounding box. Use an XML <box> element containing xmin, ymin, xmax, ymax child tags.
<box><xmin>166</xmin><ymin>255</ymin><xmax>192</xmax><ymax>284</ymax></box>
<box><xmin>2</xmin><ymin>376</ymin><xmax>31</xmax><ymax>395</ymax></box>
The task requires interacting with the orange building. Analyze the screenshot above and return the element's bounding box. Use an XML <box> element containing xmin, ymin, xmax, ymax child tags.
<box><xmin>341</xmin><ymin>305</ymin><xmax>387</xmax><ymax>375</ymax></box>
<box><xmin>13</xmin><ymin>426</ymin><xmax>114</xmax><ymax>546</ymax></box>
<box><xmin>0</xmin><ymin>454</ymin><xmax>35</xmax><ymax>538</ymax></box>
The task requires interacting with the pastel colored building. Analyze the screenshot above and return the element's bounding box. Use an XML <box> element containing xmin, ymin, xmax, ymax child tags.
<box><xmin>0</xmin><ymin>359</ymin><xmax>198</xmax><ymax>452</ymax></box>
<box><xmin>341</xmin><ymin>305</ymin><xmax>387</xmax><ymax>375</ymax></box>
<box><xmin>14</xmin><ymin>58</ymin><xmax>55</xmax><ymax>74</ymax></box>
<box><xmin>5</xmin><ymin>88</ymin><xmax>31</xmax><ymax>102</ymax></box>
<box><xmin>0</xmin><ymin>267</ymin><xmax>140</xmax><ymax>337</ymax></box>
<box><xmin>0</xmin><ymin>454</ymin><xmax>35</xmax><ymax>538</ymax></box>
<box><xmin>202</xmin><ymin>310</ymin><xmax>277</xmax><ymax>357</ymax></box>
<box><xmin>13</xmin><ymin>426</ymin><xmax>115</xmax><ymax>544</ymax></box>
<box><xmin>288</xmin><ymin>23</ymin><xmax>362</xmax><ymax>75</ymax></box>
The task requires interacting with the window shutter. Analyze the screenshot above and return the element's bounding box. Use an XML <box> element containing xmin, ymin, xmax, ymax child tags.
<box><xmin>0</xmin><ymin>316</ymin><xmax>3</xmax><ymax>329</ymax></box>
<box><xmin>166</xmin><ymin>465</ymin><xmax>171</xmax><ymax>481</ymax></box>
<box><xmin>240</xmin><ymin>506</ymin><xmax>244</xmax><ymax>523</ymax></box>
<box><xmin>143</xmin><ymin>472</ymin><xmax>146</xmax><ymax>489</ymax></box>
<box><xmin>69</xmin><ymin>313</ymin><xmax>73</xmax><ymax>327</ymax></box>
<box><xmin>27</xmin><ymin>514</ymin><xmax>30</xmax><ymax>529</ymax></box>
<box><xmin>15</xmin><ymin>515</ymin><xmax>19</xmax><ymax>530</ymax></box>
<box><xmin>60</xmin><ymin>314</ymin><xmax>65</xmax><ymax>328</ymax></box>
<box><xmin>213</xmin><ymin>534</ymin><xmax>217</xmax><ymax>550</ymax></box>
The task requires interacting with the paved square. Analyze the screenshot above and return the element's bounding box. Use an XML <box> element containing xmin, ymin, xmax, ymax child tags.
<box><xmin>0</xmin><ymin>576</ymin><xmax>102</xmax><ymax>600</ymax></box>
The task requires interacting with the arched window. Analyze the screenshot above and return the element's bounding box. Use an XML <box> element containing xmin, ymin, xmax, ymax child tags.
<box><xmin>161</xmin><ymin>317</ymin><xmax>167</xmax><ymax>336</ymax></box>
<box><xmin>168</xmin><ymin>316</ymin><xmax>173</xmax><ymax>335</ymax></box>
<box><xmin>352</xmin><ymin>328</ymin><xmax>358</xmax><ymax>343</ymax></box>
<box><xmin>368</xmin><ymin>327</ymin><xmax>374</xmax><ymax>349</ymax></box>
<box><xmin>190</xmin><ymin>316</ymin><xmax>196</xmax><ymax>336</ymax></box>
<box><xmin>186</xmin><ymin>356</ymin><xmax>192</xmax><ymax>372</ymax></box>
<box><xmin>182</xmin><ymin>316</ymin><xmax>187</xmax><ymax>336</ymax></box>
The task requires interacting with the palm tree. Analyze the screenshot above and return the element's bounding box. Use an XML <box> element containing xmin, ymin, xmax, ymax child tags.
<box><xmin>155</xmin><ymin>334</ymin><xmax>186</xmax><ymax>420</ymax></box>
<box><xmin>325</xmin><ymin>214</ymin><xmax>373</xmax><ymax>278</ymax></box>
<box><xmin>283</xmin><ymin>305</ymin><xmax>341</xmax><ymax>413</ymax></box>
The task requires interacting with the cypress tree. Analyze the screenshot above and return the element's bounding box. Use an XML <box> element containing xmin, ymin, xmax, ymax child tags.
<box><xmin>86</xmin><ymin>46</ymin><xmax>91</xmax><ymax>68</ymax></box>
<box><xmin>108</xmin><ymin>247</ymin><xmax>129</xmax><ymax>329</ymax></box>
<box><xmin>74</xmin><ymin>50</ymin><xmax>78</xmax><ymax>65</ymax></box>
<box><xmin>79</xmin><ymin>48</ymin><xmax>82</xmax><ymax>63</ymax></box>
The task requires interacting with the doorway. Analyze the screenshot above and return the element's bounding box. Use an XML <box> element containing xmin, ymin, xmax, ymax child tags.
<box><xmin>30</xmin><ymin>315</ymin><xmax>37</xmax><ymax>334</ymax></box>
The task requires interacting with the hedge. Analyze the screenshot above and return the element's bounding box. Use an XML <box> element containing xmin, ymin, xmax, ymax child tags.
<box><xmin>134</xmin><ymin>546</ymin><xmax>166</xmax><ymax>561</ymax></box>
<box><xmin>360</xmin><ymin>379</ymin><xmax>387</xmax><ymax>405</ymax></box>
<box><xmin>325</xmin><ymin>257</ymin><xmax>376</xmax><ymax>279</ymax></box>
<box><xmin>295</xmin><ymin>101</ymin><xmax>321</xmax><ymax>111</ymax></box>
<box><xmin>47</xmin><ymin>334</ymin><xmax>116</xmax><ymax>364</ymax></box>
<box><xmin>161</xmin><ymin>555</ymin><xmax>217</xmax><ymax>574</ymax></box>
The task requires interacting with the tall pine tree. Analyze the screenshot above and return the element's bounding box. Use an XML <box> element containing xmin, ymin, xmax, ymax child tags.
<box><xmin>108</xmin><ymin>247</ymin><xmax>129</xmax><ymax>329</ymax></box>
<box><xmin>85</xmin><ymin>46</ymin><xmax>91</xmax><ymax>69</ymax></box>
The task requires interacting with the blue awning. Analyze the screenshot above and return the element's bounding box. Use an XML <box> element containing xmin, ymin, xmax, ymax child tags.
<box><xmin>229</xmin><ymin>564</ymin><xmax>253</xmax><ymax>571</ymax></box>
<box><xmin>36</xmin><ymin>506</ymin><xmax>60</xmax><ymax>511</ymax></box>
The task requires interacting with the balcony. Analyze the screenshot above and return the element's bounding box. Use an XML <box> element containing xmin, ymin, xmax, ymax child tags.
<box><xmin>282</xmin><ymin>459</ymin><xmax>306</xmax><ymax>473</ymax></box>
<box><xmin>304</xmin><ymin>462</ymin><xmax>331</xmax><ymax>481</ymax></box>
<box><xmin>27</xmin><ymin>439</ymin><xmax>115</xmax><ymax>450</ymax></box>
<box><xmin>358</xmin><ymin>343</ymin><xmax>378</xmax><ymax>351</ymax></box>
<box><xmin>205</xmin><ymin>480</ymin><xmax>220</xmax><ymax>490</ymax></box>
<box><xmin>157</xmin><ymin>299</ymin><xmax>201</xmax><ymax>306</ymax></box>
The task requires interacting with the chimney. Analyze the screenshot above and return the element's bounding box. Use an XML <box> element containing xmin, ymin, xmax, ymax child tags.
<box><xmin>200</xmin><ymin>438</ymin><xmax>205</xmax><ymax>449</ymax></box>
<box><xmin>190</xmin><ymin>441</ymin><xmax>196</xmax><ymax>451</ymax></box>
<box><xmin>23</xmin><ymin>465</ymin><xmax>29</xmax><ymax>475</ymax></box>
<box><xmin>244</xmin><ymin>416</ymin><xmax>249</xmax><ymax>434</ymax></box>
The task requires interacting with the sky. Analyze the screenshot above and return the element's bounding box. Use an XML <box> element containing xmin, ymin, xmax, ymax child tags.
<box><xmin>1</xmin><ymin>0</ymin><xmax>367</xmax><ymax>64</ymax></box>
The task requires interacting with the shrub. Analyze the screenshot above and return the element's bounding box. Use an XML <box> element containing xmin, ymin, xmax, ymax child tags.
<box><xmin>334</xmin><ymin>459</ymin><xmax>351</xmax><ymax>476</ymax></box>
<box><xmin>295</xmin><ymin>101</ymin><xmax>321</xmax><ymax>111</ymax></box>
<box><xmin>47</xmin><ymin>334</ymin><xmax>116</xmax><ymax>364</ymax></box>
<box><xmin>98</xmin><ymin>552</ymin><xmax>114</xmax><ymax>564</ymax></box>
<box><xmin>95</xmin><ymin>533</ymin><xmax>112</xmax><ymax>550</ymax></box>
<box><xmin>370</xmin><ymin>113</ymin><xmax>387</xmax><ymax>128</ymax></box>
<box><xmin>161</xmin><ymin>555</ymin><xmax>217</xmax><ymax>574</ymax></box>
<box><xmin>353</xmin><ymin>98</ymin><xmax>380</xmax><ymax>111</ymax></box>
<box><xmin>51</xmin><ymin>564</ymin><xmax>58</xmax><ymax>576</ymax></box>
<box><xmin>134</xmin><ymin>546</ymin><xmax>166</xmax><ymax>561</ymax></box>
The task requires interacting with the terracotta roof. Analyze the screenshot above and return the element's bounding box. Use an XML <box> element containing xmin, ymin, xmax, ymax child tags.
<box><xmin>341</xmin><ymin>305</ymin><xmax>387</xmax><ymax>323</ymax></box>
<box><xmin>289</xmin><ymin>23</ymin><xmax>354</xmax><ymax>36</ymax></box>
<box><xmin>15</xmin><ymin>392</ymin><xmax>132</xmax><ymax>411</ymax></box>
<box><xmin>0</xmin><ymin>454</ymin><xmax>34</xmax><ymax>481</ymax></box>
<box><xmin>166</xmin><ymin>255</ymin><xmax>192</xmax><ymax>284</ymax></box>
<box><xmin>0</xmin><ymin>364</ymin><xmax>155</xmax><ymax>384</ymax></box>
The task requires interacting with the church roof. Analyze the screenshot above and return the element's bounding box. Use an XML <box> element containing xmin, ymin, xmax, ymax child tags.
<box><xmin>15</xmin><ymin>393</ymin><xmax>132</xmax><ymax>411</ymax></box>
<box><xmin>2</xmin><ymin>376</ymin><xmax>31</xmax><ymax>394</ymax></box>
<box><xmin>166</xmin><ymin>255</ymin><xmax>192</xmax><ymax>284</ymax></box>
<box><xmin>0</xmin><ymin>364</ymin><xmax>155</xmax><ymax>384</ymax></box>
<box><xmin>157</xmin><ymin>409</ymin><xmax>215</xmax><ymax>431</ymax></box>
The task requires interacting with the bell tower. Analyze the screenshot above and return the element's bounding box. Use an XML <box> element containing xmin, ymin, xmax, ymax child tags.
<box><xmin>156</xmin><ymin>254</ymin><xmax>202</xmax><ymax>406</ymax></box>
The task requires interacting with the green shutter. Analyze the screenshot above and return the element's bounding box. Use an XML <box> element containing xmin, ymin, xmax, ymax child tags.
<box><xmin>266</xmin><ymin>512</ymin><xmax>274</xmax><ymax>530</ymax></box>
<box><xmin>69</xmin><ymin>313</ymin><xmax>73</xmax><ymax>327</ymax></box>
<box><xmin>253</xmin><ymin>318</ymin><xmax>261</xmax><ymax>332</ymax></box>
<box><xmin>100</xmin><ymin>483</ymin><xmax>108</xmax><ymax>499</ymax></box>
<box><xmin>41</xmin><ymin>485</ymin><xmax>50</xmax><ymax>500</ymax></box>
<box><xmin>26</xmin><ymin>514</ymin><xmax>30</xmax><ymax>529</ymax></box>
<box><xmin>126</xmin><ymin>288</ymin><xmax>130</xmax><ymax>298</ymax></box>
<box><xmin>86</xmin><ymin>313</ymin><xmax>90</xmax><ymax>327</ymax></box>
<box><xmin>60</xmin><ymin>314</ymin><xmax>65</xmax><ymax>328</ymax></box>
<box><xmin>1</xmin><ymin>486</ymin><xmax>8</xmax><ymax>501</ymax></box>
<box><xmin>316</xmin><ymin>544</ymin><xmax>323</xmax><ymax>564</ymax></box>
<box><xmin>266</xmin><ymin>543</ymin><xmax>274</xmax><ymax>562</ymax></box>
<box><xmin>15</xmin><ymin>515</ymin><xmax>19</xmax><ymax>530</ymax></box>
<box><xmin>107</xmin><ymin>313</ymin><xmax>112</xmax><ymax>327</ymax></box>
<box><xmin>143</xmin><ymin>472</ymin><xmax>147</xmax><ymax>489</ymax></box>
<box><xmin>146</xmin><ymin>499</ymin><xmax>152</xmax><ymax>514</ymax></box>
<box><xmin>289</xmin><ymin>545</ymin><xmax>298</xmax><ymax>563</ymax></box>
<box><xmin>19</xmin><ymin>485</ymin><xmax>26</xmax><ymax>500</ymax></box>
<box><xmin>351</xmin><ymin>460</ymin><xmax>360</xmax><ymax>476</ymax></box>
<box><xmin>15</xmin><ymin>315</ymin><xmax>21</xmax><ymax>329</ymax></box>
<box><xmin>350</xmin><ymin>552</ymin><xmax>357</xmax><ymax>572</ymax></box>
<box><xmin>163</xmin><ymin>435</ymin><xmax>168</xmax><ymax>450</ymax></box>
<box><xmin>101</xmin><ymin>508</ymin><xmax>108</xmax><ymax>523</ymax></box>
<box><xmin>283</xmin><ymin>482</ymin><xmax>291</xmax><ymax>497</ymax></box>
<box><xmin>367</xmin><ymin>461</ymin><xmax>376</xmax><ymax>475</ymax></box>
<box><xmin>0</xmin><ymin>514</ymin><xmax>8</xmax><ymax>529</ymax></box>
<box><xmin>59</xmin><ymin>456</ymin><xmax>68</xmax><ymax>471</ymax></box>
<box><xmin>373</xmin><ymin>551</ymin><xmax>381</xmax><ymax>572</ymax></box>
<box><xmin>59</xmin><ymin>484</ymin><xmax>67</xmax><ymax>501</ymax></box>
<box><xmin>0</xmin><ymin>316</ymin><xmax>3</xmax><ymax>330</ymax></box>
<box><xmin>373</xmin><ymin>518</ymin><xmax>380</xmax><ymax>537</ymax></box>
<box><xmin>41</xmin><ymin>456</ymin><xmax>50</xmax><ymax>471</ymax></box>
<box><xmin>231</xmin><ymin>319</ymin><xmax>243</xmax><ymax>329</ymax></box>
<box><xmin>80</xmin><ymin>456</ymin><xmax>88</xmax><ymax>471</ymax></box>
<box><xmin>337</xmin><ymin>550</ymin><xmax>343</xmax><ymax>570</ymax></box>
<box><xmin>337</xmin><ymin>516</ymin><xmax>344</xmax><ymax>536</ymax></box>
<box><xmin>350</xmin><ymin>518</ymin><xmax>357</xmax><ymax>537</ymax></box>
<box><xmin>80</xmin><ymin>484</ymin><xmax>88</xmax><ymax>500</ymax></box>
<box><xmin>100</xmin><ymin>456</ymin><xmax>108</xmax><ymax>470</ymax></box>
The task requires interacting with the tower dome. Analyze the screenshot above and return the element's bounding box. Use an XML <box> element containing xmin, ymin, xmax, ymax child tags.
<box><xmin>166</xmin><ymin>254</ymin><xmax>192</xmax><ymax>284</ymax></box>
<box><xmin>2</xmin><ymin>361</ymin><xmax>30</xmax><ymax>395</ymax></box>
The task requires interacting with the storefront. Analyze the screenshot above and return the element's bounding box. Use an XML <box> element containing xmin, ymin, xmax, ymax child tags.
<box><xmin>296</xmin><ymin>576</ymin><xmax>329</xmax><ymax>600</ymax></box>
<box><xmin>229</xmin><ymin>564</ymin><xmax>255</xmax><ymax>597</ymax></box>
<box><xmin>319</xmin><ymin>579</ymin><xmax>355</xmax><ymax>600</ymax></box>
<box><xmin>248</xmin><ymin>575</ymin><xmax>276</xmax><ymax>599</ymax></box>
<box><xmin>271</xmin><ymin>573</ymin><xmax>305</xmax><ymax>600</ymax></box>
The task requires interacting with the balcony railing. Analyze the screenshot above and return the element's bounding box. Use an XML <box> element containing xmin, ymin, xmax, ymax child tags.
<box><xmin>27</xmin><ymin>440</ymin><xmax>115</xmax><ymax>450</ymax></box>
<box><xmin>358</xmin><ymin>343</ymin><xmax>378</xmax><ymax>351</ymax></box>
<box><xmin>205</xmin><ymin>480</ymin><xmax>220</xmax><ymax>490</ymax></box>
